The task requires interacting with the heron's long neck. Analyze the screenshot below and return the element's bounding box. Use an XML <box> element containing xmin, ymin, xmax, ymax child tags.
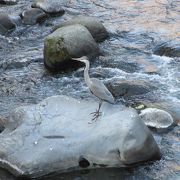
<box><xmin>84</xmin><ymin>60</ymin><xmax>91</xmax><ymax>85</ymax></box>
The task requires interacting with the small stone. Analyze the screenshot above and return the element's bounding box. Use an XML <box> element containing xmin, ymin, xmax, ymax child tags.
<box><xmin>0</xmin><ymin>13</ymin><xmax>16</xmax><ymax>35</ymax></box>
<box><xmin>135</xmin><ymin>104</ymin><xmax>145</xmax><ymax>110</ymax></box>
<box><xmin>31</xmin><ymin>0</ymin><xmax>65</xmax><ymax>15</ymax></box>
<box><xmin>144</xmin><ymin>102</ymin><xmax>180</xmax><ymax>125</ymax></box>
<box><xmin>140</xmin><ymin>108</ymin><xmax>174</xmax><ymax>129</ymax></box>
<box><xmin>79</xmin><ymin>157</ymin><xmax>90</xmax><ymax>168</ymax></box>
<box><xmin>0</xmin><ymin>0</ymin><xmax>17</xmax><ymax>5</ymax></box>
<box><xmin>9</xmin><ymin>15</ymin><xmax>21</xmax><ymax>26</ymax></box>
<box><xmin>153</xmin><ymin>41</ymin><xmax>180</xmax><ymax>57</ymax></box>
<box><xmin>0</xmin><ymin>58</ymin><xmax>31</xmax><ymax>70</ymax></box>
<box><xmin>0</xmin><ymin>117</ymin><xmax>6</xmax><ymax>133</ymax></box>
<box><xmin>21</xmin><ymin>8</ymin><xmax>47</xmax><ymax>25</ymax></box>
<box><xmin>106</xmin><ymin>80</ymin><xmax>156</xmax><ymax>98</ymax></box>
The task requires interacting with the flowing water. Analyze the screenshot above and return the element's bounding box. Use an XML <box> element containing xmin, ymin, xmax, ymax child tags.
<box><xmin>0</xmin><ymin>0</ymin><xmax>180</xmax><ymax>179</ymax></box>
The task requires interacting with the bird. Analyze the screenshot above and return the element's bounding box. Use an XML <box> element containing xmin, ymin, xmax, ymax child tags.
<box><xmin>71</xmin><ymin>56</ymin><xmax>115</xmax><ymax>121</ymax></box>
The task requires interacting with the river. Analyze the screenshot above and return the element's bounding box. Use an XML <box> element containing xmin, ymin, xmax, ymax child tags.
<box><xmin>0</xmin><ymin>0</ymin><xmax>179</xmax><ymax>179</ymax></box>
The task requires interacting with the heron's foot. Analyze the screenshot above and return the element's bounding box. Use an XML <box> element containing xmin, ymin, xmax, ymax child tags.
<box><xmin>90</xmin><ymin>110</ymin><xmax>102</xmax><ymax>122</ymax></box>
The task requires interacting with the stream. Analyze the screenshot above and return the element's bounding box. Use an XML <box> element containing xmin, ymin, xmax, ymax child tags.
<box><xmin>0</xmin><ymin>0</ymin><xmax>179</xmax><ymax>179</ymax></box>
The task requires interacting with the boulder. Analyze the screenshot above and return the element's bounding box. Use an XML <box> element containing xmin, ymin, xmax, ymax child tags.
<box><xmin>0</xmin><ymin>0</ymin><xmax>17</xmax><ymax>5</ymax></box>
<box><xmin>0</xmin><ymin>95</ymin><xmax>160</xmax><ymax>178</ymax></box>
<box><xmin>153</xmin><ymin>41</ymin><xmax>180</xmax><ymax>57</ymax></box>
<box><xmin>44</xmin><ymin>24</ymin><xmax>100</xmax><ymax>71</ymax></box>
<box><xmin>106</xmin><ymin>80</ymin><xmax>156</xmax><ymax>98</ymax></box>
<box><xmin>0</xmin><ymin>14</ymin><xmax>16</xmax><ymax>35</ymax></box>
<box><xmin>21</xmin><ymin>8</ymin><xmax>47</xmax><ymax>25</ymax></box>
<box><xmin>31</xmin><ymin>0</ymin><xmax>65</xmax><ymax>15</ymax></box>
<box><xmin>54</xmin><ymin>16</ymin><xmax>109</xmax><ymax>42</ymax></box>
<box><xmin>140</xmin><ymin>108</ymin><xmax>174</xmax><ymax>129</ymax></box>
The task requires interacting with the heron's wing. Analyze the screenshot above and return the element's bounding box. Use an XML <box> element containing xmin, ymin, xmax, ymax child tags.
<box><xmin>90</xmin><ymin>78</ymin><xmax>114</xmax><ymax>103</ymax></box>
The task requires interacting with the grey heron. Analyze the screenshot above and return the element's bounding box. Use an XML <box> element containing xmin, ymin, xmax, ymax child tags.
<box><xmin>72</xmin><ymin>56</ymin><xmax>115</xmax><ymax>121</ymax></box>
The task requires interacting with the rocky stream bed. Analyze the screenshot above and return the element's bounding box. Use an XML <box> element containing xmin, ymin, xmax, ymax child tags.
<box><xmin>0</xmin><ymin>0</ymin><xmax>180</xmax><ymax>179</ymax></box>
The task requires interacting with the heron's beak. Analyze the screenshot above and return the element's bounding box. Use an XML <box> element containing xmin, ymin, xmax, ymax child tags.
<box><xmin>71</xmin><ymin>57</ymin><xmax>80</xmax><ymax>61</ymax></box>
<box><xmin>71</xmin><ymin>56</ymin><xmax>88</xmax><ymax>62</ymax></box>
<box><xmin>71</xmin><ymin>57</ymin><xmax>84</xmax><ymax>62</ymax></box>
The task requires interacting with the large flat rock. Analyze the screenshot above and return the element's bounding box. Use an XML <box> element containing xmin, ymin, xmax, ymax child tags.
<box><xmin>0</xmin><ymin>95</ymin><xmax>160</xmax><ymax>178</ymax></box>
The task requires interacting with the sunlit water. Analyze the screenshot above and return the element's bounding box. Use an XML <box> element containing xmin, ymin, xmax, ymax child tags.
<box><xmin>0</xmin><ymin>0</ymin><xmax>179</xmax><ymax>179</ymax></box>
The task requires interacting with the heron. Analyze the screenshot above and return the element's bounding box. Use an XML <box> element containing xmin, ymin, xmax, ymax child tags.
<box><xmin>72</xmin><ymin>56</ymin><xmax>115</xmax><ymax>121</ymax></box>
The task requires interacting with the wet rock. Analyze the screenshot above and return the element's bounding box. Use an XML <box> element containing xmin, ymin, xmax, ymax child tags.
<box><xmin>144</xmin><ymin>102</ymin><xmax>180</xmax><ymax>125</ymax></box>
<box><xmin>0</xmin><ymin>117</ymin><xmax>6</xmax><ymax>133</ymax></box>
<box><xmin>21</xmin><ymin>8</ymin><xmax>47</xmax><ymax>25</ymax></box>
<box><xmin>153</xmin><ymin>41</ymin><xmax>180</xmax><ymax>57</ymax></box>
<box><xmin>0</xmin><ymin>169</ymin><xmax>14</xmax><ymax>180</ymax></box>
<box><xmin>9</xmin><ymin>15</ymin><xmax>21</xmax><ymax>26</ymax></box>
<box><xmin>44</xmin><ymin>24</ymin><xmax>100</xmax><ymax>71</ymax></box>
<box><xmin>107</xmin><ymin>80</ymin><xmax>156</xmax><ymax>98</ymax></box>
<box><xmin>31</xmin><ymin>0</ymin><xmax>65</xmax><ymax>16</ymax></box>
<box><xmin>0</xmin><ymin>58</ymin><xmax>31</xmax><ymax>70</ymax></box>
<box><xmin>134</xmin><ymin>104</ymin><xmax>146</xmax><ymax>111</ymax></box>
<box><xmin>0</xmin><ymin>0</ymin><xmax>17</xmax><ymax>5</ymax></box>
<box><xmin>54</xmin><ymin>16</ymin><xmax>109</xmax><ymax>42</ymax></box>
<box><xmin>140</xmin><ymin>108</ymin><xmax>174</xmax><ymax>129</ymax></box>
<box><xmin>0</xmin><ymin>95</ymin><xmax>160</xmax><ymax>178</ymax></box>
<box><xmin>79</xmin><ymin>156</ymin><xmax>90</xmax><ymax>168</ymax></box>
<box><xmin>0</xmin><ymin>13</ymin><xmax>16</xmax><ymax>35</ymax></box>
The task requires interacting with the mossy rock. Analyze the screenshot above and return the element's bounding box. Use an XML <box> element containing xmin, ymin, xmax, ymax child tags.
<box><xmin>44</xmin><ymin>24</ymin><xmax>100</xmax><ymax>71</ymax></box>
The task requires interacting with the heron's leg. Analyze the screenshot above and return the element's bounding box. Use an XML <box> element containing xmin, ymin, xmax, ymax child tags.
<box><xmin>90</xmin><ymin>100</ymin><xmax>102</xmax><ymax>115</ymax></box>
<box><xmin>91</xmin><ymin>100</ymin><xmax>103</xmax><ymax>121</ymax></box>
<box><xmin>97</xmin><ymin>100</ymin><xmax>102</xmax><ymax>114</ymax></box>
